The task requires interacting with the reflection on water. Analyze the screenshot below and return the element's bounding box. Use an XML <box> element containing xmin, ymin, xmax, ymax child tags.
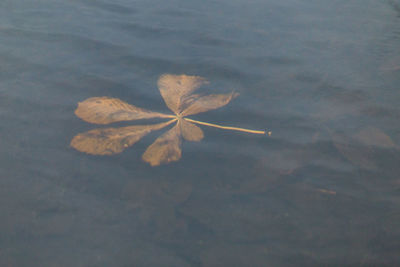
<box><xmin>1</xmin><ymin>0</ymin><xmax>400</xmax><ymax>266</ymax></box>
<box><xmin>71</xmin><ymin>74</ymin><xmax>263</xmax><ymax>166</ymax></box>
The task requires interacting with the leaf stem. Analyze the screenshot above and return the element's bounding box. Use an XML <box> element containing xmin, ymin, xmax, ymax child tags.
<box><xmin>184</xmin><ymin>118</ymin><xmax>267</xmax><ymax>135</ymax></box>
<box><xmin>160</xmin><ymin>114</ymin><xmax>177</xmax><ymax>119</ymax></box>
<box><xmin>165</xmin><ymin>118</ymin><xmax>178</xmax><ymax>124</ymax></box>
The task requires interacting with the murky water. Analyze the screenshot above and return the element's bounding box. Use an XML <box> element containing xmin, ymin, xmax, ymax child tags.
<box><xmin>1</xmin><ymin>0</ymin><xmax>400</xmax><ymax>266</ymax></box>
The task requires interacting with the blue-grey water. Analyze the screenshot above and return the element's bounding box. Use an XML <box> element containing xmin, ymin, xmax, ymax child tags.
<box><xmin>1</xmin><ymin>0</ymin><xmax>400</xmax><ymax>266</ymax></box>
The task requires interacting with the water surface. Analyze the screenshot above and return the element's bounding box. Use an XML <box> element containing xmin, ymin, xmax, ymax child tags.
<box><xmin>1</xmin><ymin>0</ymin><xmax>400</xmax><ymax>266</ymax></box>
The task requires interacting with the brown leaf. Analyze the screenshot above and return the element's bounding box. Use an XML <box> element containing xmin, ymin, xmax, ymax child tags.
<box><xmin>157</xmin><ymin>74</ymin><xmax>208</xmax><ymax>114</ymax></box>
<box><xmin>71</xmin><ymin>74</ymin><xmax>259</xmax><ymax>166</ymax></box>
<box><xmin>75</xmin><ymin>97</ymin><xmax>172</xmax><ymax>124</ymax></box>
<box><xmin>142</xmin><ymin>124</ymin><xmax>182</xmax><ymax>166</ymax></box>
<box><xmin>181</xmin><ymin>92</ymin><xmax>238</xmax><ymax>116</ymax></box>
<box><xmin>180</xmin><ymin>119</ymin><xmax>204</xmax><ymax>141</ymax></box>
<box><xmin>70</xmin><ymin>120</ymin><xmax>173</xmax><ymax>155</ymax></box>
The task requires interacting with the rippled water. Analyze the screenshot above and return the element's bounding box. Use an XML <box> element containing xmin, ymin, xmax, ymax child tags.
<box><xmin>1</xmin><ymin>0</ymin><xmax>400</xmax><ymax>266</ymax></box>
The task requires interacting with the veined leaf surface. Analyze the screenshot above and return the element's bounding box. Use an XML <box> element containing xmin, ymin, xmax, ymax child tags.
<box><xmin>180</xmin><ymin>119</ymin><xmax>204</xmax><ymax>142</ymax></box>
<box><xmin>75</xmin><ymin>97</ymin><xmax>172</xmax><ymax>124</ymax></box>
<box><xmin>181</xmin><ymin>92</ymin><xmax>238</xmax><ymax>116</ymax></box>
<box><xmin>142</xmin><ymin>124</ymin><xmax>182</xmax><ymax>166</ymax></box>
<box><xmin>71</xmin><ymin>74</ymin><xmax>264</xmax><ymax>166</ymax></box>
<box><xmin>158</xmin><ymin>74</ymin><xmax>208</xmax><ymax>114</ymax></box>
<box><xmin>71</xmin><ymin>120</ymin><xmax>174</xmax><ymax>155</ymax></box>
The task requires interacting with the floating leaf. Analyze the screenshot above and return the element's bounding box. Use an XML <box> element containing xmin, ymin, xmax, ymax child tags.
<box><xmin>142</xmin><ymin>124</ymin><xmax>182</xmax><ymax>166</ymax></box>
<box><xmin>75</xmin><ymin>97</ymin><xmax>172</xmax><ymax>124</ymax></box>
<box><xmin>180</xmin><ymin>119</ymin><xmax>204</xmax><ymax>142</ymax></box>
<box><xmin>181</xmin><ymin>92</ymin><xmax>239</xmax><ymax>116</ymax></box>
<box><xmin>71</xmin><ymin>74</ymin><xmax>266</xmax><ymax>166</ymax></box>
<box><xmin>158</xmin><ymin>74</ymin><xmax>208</xmax><ymax>114</ymax></box>
<box><xmin>71</xmin><ymin>120</ymin><xmax>174</xmax><ymax>155</ymax></box>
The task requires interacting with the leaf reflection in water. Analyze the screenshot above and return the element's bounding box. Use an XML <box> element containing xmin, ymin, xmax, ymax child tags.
<box><xmin>71</xmin><ymin>74</ymin><xmax>267</xmax><ymax>166</ymax></box>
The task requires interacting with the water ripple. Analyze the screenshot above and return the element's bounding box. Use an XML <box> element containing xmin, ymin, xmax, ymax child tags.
<box><xmin>73</xmin><ymin>0</ymin><xmax>136</xmax><ymax>15</ymax></box>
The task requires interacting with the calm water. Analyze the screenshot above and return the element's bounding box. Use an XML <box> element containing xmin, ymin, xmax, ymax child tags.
<box><xmin>1</xmin><ymin>0</ymin><xmax>400</xmax><ymax>266</ymax></box>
